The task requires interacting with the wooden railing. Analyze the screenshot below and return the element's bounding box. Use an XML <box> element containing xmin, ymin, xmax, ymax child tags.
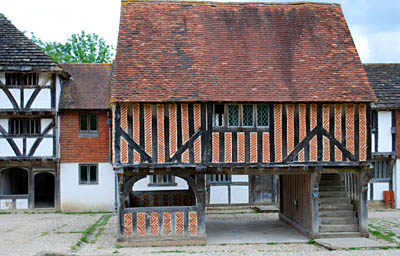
<box><xmin>371</xmin><ymin>153</ymin><xmax>396</xmax><ymax>182</ymax></box>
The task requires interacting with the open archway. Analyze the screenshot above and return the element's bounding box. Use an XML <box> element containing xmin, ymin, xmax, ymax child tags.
<box><xmin>34</xmin><ymin>172</ymin><xmax>55</xmax><ymax>208</ymax></box>
<box><xmin>0</xmin><ymin>168</ymin><xmax>28</xmax><ymax>195</ymax></box>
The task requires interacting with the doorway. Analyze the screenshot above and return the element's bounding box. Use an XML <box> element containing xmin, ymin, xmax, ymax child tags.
<box><xmin>34</xmin><ymin>172</ymin><xmax>55</xmax><ymax>208</ymax></box>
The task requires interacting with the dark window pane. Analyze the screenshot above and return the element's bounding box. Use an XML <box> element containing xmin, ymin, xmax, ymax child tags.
<box><xmin>243</xmin><ymin>105</ymin><xmax>254</xmax><ymax>126</ymax></box>
<box><xmin>214</xmin><ymin>104</ymin><xmax>224</xmax><ymax>127</ymax></box>
<box><xmin>80</xmin><ymin>166</ymin><xmax>88</xmax><ymax>182</ymax></box>
<box><xmin>89</xmin><ymin>166</ymin><xmax>97</xmax><ymax>182</ymax></box>
<box><xmin>89</xmin><ymin>115</ymin><xmax>97</xmax><ymax>131</ymax></box>
<box><xmin>257</xmin><ymin>104</ymin><xmax>269</xmax><ymax>126</ymax></box>
<box><xmin>80</xmin><ymin>115</ymin><xmax>88</xmax><ymax>131</ymax></box>
<box><xmin>228</xmin><ymin>105</ymin><xmax>239</xmax><ymax>126</ymax></box>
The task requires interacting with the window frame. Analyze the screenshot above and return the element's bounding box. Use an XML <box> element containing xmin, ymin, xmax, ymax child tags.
<box><xmin>9</xmin><ymin>118</ymin><xmax>41</xmax><ymax>136</ymax></box>
<box><xmin>212</xmin><ymin>104</ymin><xmax>269</xmax><ymax>129</ymax></box>
<box><xmin>227</xmin><ymin>104</ymin><xmax>240</xmax><ymax>127</ymax></box>
<box><xmin>78</xmin><ymin>164</ymin><xmax>98</xmax><ymax>185</ymax></box>
<box><xmin>148</xmin><ymin>175</ymin><xmax>177</xmax><ymax>187</ymax></box>
<box><xmin>79</xmin><ymin>113</ymin><xmax>98</xmax><ymax>135</ymax></box>
<box><xmin>5</xmin><ymin>73</ymin><xmax>39</xmax><ymax>86</ymax></box>
<box><xmin>256</xmin><ymin>104</ymin><xmax>269</xmax><ymax>128</ymax></box>
<box><xmin>210</xmin><ymin>174</ymin><xmax>231</xmax><ymax>184</ymax></box>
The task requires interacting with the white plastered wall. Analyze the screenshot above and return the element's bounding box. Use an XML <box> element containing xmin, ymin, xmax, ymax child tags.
<box><xmin>60</xmin><ymin>163</ymin><xmax>116</xmax><ymax>211</ymax></box>
<box><xmin>395</xmin><ymin>160</ymin><xmax>400</xmax><ymax>209</ymax></box>
<box><xmin>377</xmin><ymin>111</ymin><xmax>392</xmax><ymax>153</ymax></box>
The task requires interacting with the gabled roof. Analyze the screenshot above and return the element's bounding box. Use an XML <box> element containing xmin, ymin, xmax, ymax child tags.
<box><xmin>112</xmin><ymin>0</ymin><xmax>376</xmax><ymax>103</ymax></box>
<box><xmin>364</xmin><ymin>64</ymin><xmax>400</xmax><ymax>110</ymax></box>
<box><xmin>60</xmin><ymin>63</ymin><xmax>112</xmax><ymax>110</ymax></box>
<box><xmin>0</xmin><ymin>13</ymin><xmax>64</xmax><ymax>73</ymax></box>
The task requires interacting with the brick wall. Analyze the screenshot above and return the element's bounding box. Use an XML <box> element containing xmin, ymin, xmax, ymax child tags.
<box><xmin>60</xmin><ymin>110</ymin><xmax>110</xmax><ymax>163</ymax></box>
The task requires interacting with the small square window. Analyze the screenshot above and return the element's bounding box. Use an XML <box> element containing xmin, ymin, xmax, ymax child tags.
<box><xmin>149</xmin><ymin>175</ymin><xmax>177</xmax><ymax>186</ymax></box>
<box><xmin>80</xmin><ymin>114</ymin><xmax>97</xmax><ymax>134</ymax></box>
<box><xmin>210</xmin><ymin>174</ymin><xmax>231</xmax><ymax>183</ymax></box>
<box><xmin>228</xmin><ymin>105</ymin><xmax>239</xmax><ymax>127</ymax></box>
<box><xmin>79</xmin><ymin>164</ymin><xmax>98</xmax><ymax>184</ymax></box>
<box><xmin>242</xmin><ymin>104</ymin><xmax>254</xmax><ymax>126</ymax></box>
<box><xmin>9</xmin><ymin>119</ymin><xmax>40</xmax><ymax>135</ymax></box>
<box><xmin>257</xmin><ymin>104</ymin><xmax>269</xmax><ymax>127</ymax></box>
<box><xmin>213</xmin><ymin>104</ymin><xmax>225</xmax><ymax>127</ymax></box>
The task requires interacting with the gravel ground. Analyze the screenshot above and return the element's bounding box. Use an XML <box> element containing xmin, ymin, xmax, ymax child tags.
<box><xmin>1</xmin><ymin>209</ymin><xmax>400</xmax><ymax>256</ymax></box>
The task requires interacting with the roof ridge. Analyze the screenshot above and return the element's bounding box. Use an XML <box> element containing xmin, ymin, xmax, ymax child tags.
<box><xmin>121</xmin><ymin>0</ymin><xmax>340</xmax><ymax>7</ymax></box>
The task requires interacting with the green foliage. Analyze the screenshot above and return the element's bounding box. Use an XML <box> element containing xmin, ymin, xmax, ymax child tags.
<box><xmin>30</xmin><ymin>31</ymin><xmax>114</xmax><ymax>63</ymax></box>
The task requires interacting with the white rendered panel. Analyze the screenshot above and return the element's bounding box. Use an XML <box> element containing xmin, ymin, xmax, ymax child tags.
<box><xmin>9</xmin><ymin>89</ymin><xmax>20</xmax><ymax>108</ymax></box>
<box><xmin>31</xmin><ymin>89</ymin><xmax>51</xmax><ymax>109</ymax></box>
<box><xmin>395</xmin><ymin>160</ymin><xmax>400</xmax><ymax>209</ymax></box>
<box><xmin>60</xmin><ymin>163</ymin><xmax>116</xmax><ymax>211</ymax></box>
<box><xmin>378</xmin><ymin>111</ymin><xmax>392</xmax><ymax>152</ymax></box>
<box><xmin>372</xmin><ymin>182</ymin><xmax>389</xmax><ymax>201</ymax></box>
<box><xmin>23</xmin><ymin>89</ymin><xmax>34</xmax><ymax>108</ymax></box>
<box><xmin>0</xmin><ymin>200</ymin><xmax>12</xmax><ymax>210</ymax></box>
<box><xmin>0</xmin><ymin>119</ymin><xmax>8</xmax><ymax>133</ymax></box>
<box><xmin>371</xmin><ymin>134</ymin><xmax>376</xmax><ymax>153</ymax></box>
<box><xmin>230</xmin><ymin>185</ymin><xmax>249</xmax><ymax>204</ymax></box>
<box><xmin>41</xmin><ymin>119</ymin><xmax>53</xmax><ymax>134</ymax></box>
<box><xmin>56</xmin><ymin>76</ymin><xmax>61</xmax><ymax>111</ymax></box>
<box><xmin>231</xmin><ymin>175</ymin><xmax>249</xmax><ymax>182</ymax></box>
<box><xmin>0</xmin><ymin>90</ymin><xmax>14</xmax><ymax>109</ymax></box>
<box><xmin>14</xmin><ymin>138</ymin><xmax>23</xmax><ymax>155</ymax></box>
<box><xmin>0</xmin><ymin>139</ymin><xmax>16</xmax><ymax>156</ymax></box>
<box><xmin>39</xmin><ymin>73</ymin><xmax>51</xmax><ymax>86</ymax></box>
<box><xmin>33</xmin><ymin>138</ymin><xmax>53</xmax><ymax>156</ymax></box>
<box><xmin>210</xmin><ymin>186</ymin><xmax>229</xmax><ymax>204</ymax></box>
<box><xmin>27</xmin><ymin>138</ymin><xmax>35</xmax><ymax>154</ymax></box>
<box><xmin>16</xmin><ymin>199</ymin><xmax>28</xmax><ymax>210</ymax></box>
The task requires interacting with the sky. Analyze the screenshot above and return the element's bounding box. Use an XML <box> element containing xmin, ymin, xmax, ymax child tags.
<box><xmin>1</xmin><ymin>0</ymin><xmax>400</xmax><ymax>63</ymax></box>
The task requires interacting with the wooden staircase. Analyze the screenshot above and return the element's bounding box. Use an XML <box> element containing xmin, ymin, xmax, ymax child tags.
<box><xmin>318</xmin><ymin>173</ymin><xmax>361</xmax><ymax>238</ymax></box>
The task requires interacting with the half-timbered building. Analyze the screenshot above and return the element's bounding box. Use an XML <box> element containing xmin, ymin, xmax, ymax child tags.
<box><xmin>364</xmin><ymin>64</ymin><xmax>400</xmax><ymax>207</ymax></box>
<box><xmin>0</xmin><ymin>14</ymin><xmax>68</xmax><ymax>210</ymax></box>
<box><xmin>112</xmin><ymin>1</ymin><xmax>376</xmax><ymax>245</ymax></box>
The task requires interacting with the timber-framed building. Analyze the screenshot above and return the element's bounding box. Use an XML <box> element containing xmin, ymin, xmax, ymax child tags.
<box><xmin>0</xmin><ymin>14</ymin><xmax>68</xmax><ymax>210</ymax></box>
<box><xmin>112</xmin><ymin>1</ymin><xmax>376</xmax><ymax>245</ymax></box>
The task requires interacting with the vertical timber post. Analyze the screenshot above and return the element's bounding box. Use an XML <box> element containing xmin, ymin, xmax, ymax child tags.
<box><xmin>116</xmin><ymin>169</ymin><xmax>125</xmax><ymax>238</ymax></box>
<box><xmin>311</xmin><ymin>171</ymin><xmax>321</xmax><ymax>238</ymax></box>
<box><xmin>358</xmin><ymin>168</ymin><xmax>370</xmax><ymax>237</ymax></box>
<box><xmin>196</xmin><ymin>173</ymin><xmax>207</xmax><ymax>238</ymax></box>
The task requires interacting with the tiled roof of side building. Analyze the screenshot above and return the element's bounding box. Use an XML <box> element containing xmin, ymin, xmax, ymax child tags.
<box><xmin>364</xmin><ymin>64</ymin><xmax>400</xmax><ymax>110</ymax></box>
<box><xmin>112</xmin><ymin>0</ymin><xmax>376</xmax><ymax>103</ymax></box>
<box><xmin>60</xmin><ymin>63</ymin><xmax>112</xmax><ymax>110</ymax></box>
<box><xmin>0</xmin><ymin>13</ymin><xmax>64</xmax><ymax>73</ymax></box>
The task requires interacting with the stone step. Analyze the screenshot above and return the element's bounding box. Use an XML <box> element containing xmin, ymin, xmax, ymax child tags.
<box><xmin>320</xmin><ymin>180</ymin><xmax>343</xmax><ymax>186</ymax></box>
<box><xmin>320</xmin><ymin>198</ymin><xmax>351</xmax><ymax>204</ymax></box>
<box><xmin>320</xmin><ymin>217</ymin><xmax>358</xmax><ymax>225</ymax></box>
<box><xmin>320</xmin><ymin>224</ymin><xmax>359</xmax><ymax>233</ymax></box>
<box><xmin>320</xmin><ymin>191</ymin><xmax>348</xmax><ymax>198</ymax></box>
<box><xmin>319</xmin><ymin>185</ymin><xmax>346</xmax><ymax>192</ymax></box>
<box><xmin>319</xmin><ymin>204</ymin><xmax>354</xmax><ymax>211</ymax></box>
<box><xmin>318</xmin><ymin>232</ymin><xmax>362</xmax><ymax>238</ymax></box>
<box><xmin>319</xmin><ymin>210</ymin><xmax>355</xmax><ymax>217</ymax></box>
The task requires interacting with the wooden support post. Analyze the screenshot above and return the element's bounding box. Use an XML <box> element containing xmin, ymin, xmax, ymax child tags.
<box><xmin>117</xmin><ymin>170</ymin><xmax>125</xmax><ymax>237</ymax></box>
<box><xmin>358</xmin><ymin>169</ymin><xmax>371</xmax><ymax>237</ymax></box>
<box><xmin>310</xmin><ymin>171</ymin><xmax>321</xmax><ymax>237</ymax></box>
<box><xmin>196</xmin><ymin>173</ymin><xmax>207</xmax><ymax>237</ymax></box>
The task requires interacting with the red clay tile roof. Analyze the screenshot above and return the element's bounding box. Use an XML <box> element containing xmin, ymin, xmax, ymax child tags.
<box><xmin>112</xmin><ymin>1</ymin><xmax>376</xmax><ymax>103</ymax></box>
<box><xmin>60</xmin><ymin>63</ymin><xmax>112</xmax><ymax>109</ymax></box>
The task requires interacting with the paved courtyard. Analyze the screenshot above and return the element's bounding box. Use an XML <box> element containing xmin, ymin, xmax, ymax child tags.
<box><xmin>0</xmin><ymin>208</ymin><xmax>400</xmax><ymax>255</ymax></box>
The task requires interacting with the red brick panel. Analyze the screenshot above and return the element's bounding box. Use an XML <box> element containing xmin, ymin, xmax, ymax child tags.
<box><xmin>188</xmin><ymin>211</ymin><xmax>197</xmax><ymax>236</ymax></box>
<box><xmin>157</xmin><ymin>104</ymin><xmax>165</xmax><ymax>163</ymax></box>
<box><xmin>194</xmin><ymin>104</ymin><xmax>202</xmax><ymax>162</ymax></box>
<box><xmin>346</xmin><ymin>104</ymin><xmax>355</xmax><ymax>159</ymax></box>
<box><xmin>310</xmin><ymin>104</ymin><xmax>317</xmax><ymax>161</ymax></box>
<box><xmin>212</xmin><ymin>132</ymin><xmax>219</xmax><ymax>163</ymax></box>
<box><xmin>124</xmin><ymin>213</ymin><xmax>133</xmax><ymax>236</ymax></box>
<box><xmin>274</xmin><ymin>105</ymin><xmax>282</xmax><ymax>162</ymax></box>
<box><xmin>121</xmin><ymin>103</ymin><xmax>128</xmax><ymax>163</ymax></box>
<box><xmin>298</xmin><ymin>104</ymin><xmax>306</xmax><ymax>161</ymax></box>
<box><xmin>225</xmin><ymin>132</ymin><xmax>232</xmax><ymax>163</ymax></box>
<box><xmin>359</xmin><ymin>104</ymin><xmax>367</xmax><ymax>161</ymax></box>
<box><xmin>133</xmin><ymin>104</ymin><xmax>140</xmax><ymax>163</ymax></box>
<box><xmin>150</xmin><ymin>212</ymin><xmax>159</xmax><ymax>236</ymax></box>
<box><xmin>262</xmin><ymin>132</ymin><xmax>270</xmax><ymax>163</ymax></box>
<box><xmin>144</xmin><ymin>104</ymin><xmax>152</xmax><ymax>157</ymax></box>
<box><xmin>175</xmin><ymin>212</ymin><xmax>184</xmax><ymax>235</ymax></box>
<box><xmin>163</xmin><ymin>212</ymin><xmax>171</xmax><ymax>235</ymax></box>
<box><xmin>60</xmin><ymin>110</ymin><xmax>109</xmax><ymax>163</ymax></box>
<box><xmin>287</xmin><ymin>104</ymin><xmax>294</xmax><ymax>155</ymax></box>
<box><xmin>137</xmin><ymin>212</ymin><xmax>146</xmax><ymax>236</ymax></box>
<box><xmin>237</xmin><ymin>132</ymin><xmax>245</xmax><ymax>163</ymax></box>
<box><xmin>250</xmin><ymin>132</ymin><xmax>257</xmax><ymax>163</ymax></box>
<box><xmin>334</xmin><ymin>104</ymin><xmax>342</xmax><ymax>161</ymax></box>
<box><xmin>169</xmin><ymin>104</ymin><xmax>177</xmax><ymax>158</ymax></box>
<box><xmin>182</xmin><ymin>104</ymin><xmax>189</xmax><ymax>162</ymax></box>
<box><xmin>194</xmin><ymin>137</ymin><xmax>201</xmax><ymax>163</ymax></box>
<box><xmin>322</xmin><ymin>104</ymin><xmax>330</xmax><ymax>161</ymax></box>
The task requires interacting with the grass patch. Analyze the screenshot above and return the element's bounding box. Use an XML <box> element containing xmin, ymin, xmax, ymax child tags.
<box><xmin>116</xmin><ymin>245</ymin><xmax>124</xmax><ymax>249</ymax></box>
<box><xmin>0</xmin><ymin>212</ymin><xmax>11</xmax><ymax>214</ymax></box>
<box><xmin>152</xmin><ymin>250</ymin><xmax>185</xmax><ymax>253</ymax></box>
<box><xmin>369</xmin><ymin>229</ymin><xmax>396</xmax><ymax>243</ymax></box>
<box><xmin>307</xmin><ymin>240</ymin><xmax>315</xmax><ymax>245</ymax></box>
<box><xmin>64</xmin><ymin>211</ymin><xmax>112</xmax><ymax>215</ymax></box>
<box><xmin>41</xmin><ymin>232</ymin><xmax>49</xmax><ymax>236</ymax></box>
<box><xmin>266</xmin><ymin>242</ymin><xmax>276</xmax><ymax>245</ymax></box>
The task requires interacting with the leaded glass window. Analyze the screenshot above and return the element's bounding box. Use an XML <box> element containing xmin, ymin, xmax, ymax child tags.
<box><xmin>243</xmin><ymin>104</ymin><xmax>254</xmax><ymax>126</ymax></box>
<box><xmin>228</xmin><ymin>105</ymin><xmax>239</xmax><ymax>127</ymax></box>
<box><xmin>257</xmin><ymin>104</ymin><xmax>269</xmax><ymax>127</ymax></box>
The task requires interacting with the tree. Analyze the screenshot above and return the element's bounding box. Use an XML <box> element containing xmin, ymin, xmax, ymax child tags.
<box><xmin>30</xmin><ymin>31</ymin><xmax>114</xmax><ymax>63</ymax></box>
